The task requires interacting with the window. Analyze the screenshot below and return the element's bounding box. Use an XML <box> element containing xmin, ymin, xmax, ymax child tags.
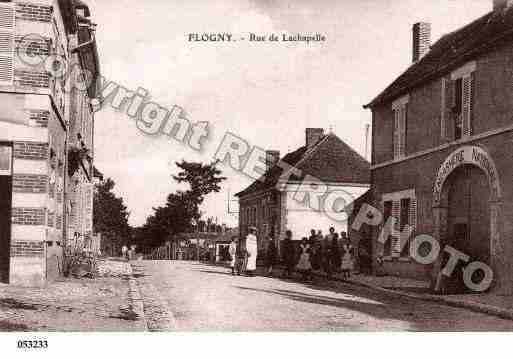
<box><xmin>382</xmin><ymin>190</ymin><xmax>417</xmax><ymax>258</ymax></box>
<box><xmin>0</xmin><ymin>2</ymin><xmax>14</xmax><ymax>85</ymax></box>
<box><xmin>449</xmin><ymin>62</ymin><xmax>475</xmax><ymax>140</ymax></box>
<box><xmin>392</xmin><ymin>96</ymin><xmax>408</xmax><ymax>159</ymax></box>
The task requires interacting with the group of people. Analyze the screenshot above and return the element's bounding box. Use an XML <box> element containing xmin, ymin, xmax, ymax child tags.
<box><xmin>228</xmin><ymin>227</ymin><xmax>259</xmax><ymax>276</ymax></box>
<box><xmin>228</xmin><ymin>226</ymin><xmax>355</xmax><ymax>282</ymax></box>
<box><xmin>121</xmin><ymin>244</ymin><xmax>137</xmax><ymax>261</ymax></box>
<box><xmin>281</xmin><ymin>227</ymin><xmax>355</xmax><ymax>282</ymax></box>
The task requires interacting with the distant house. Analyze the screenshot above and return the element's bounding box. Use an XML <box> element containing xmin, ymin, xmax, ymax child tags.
<box><xmin>235</xmin><ymin>128</ymin><xmax>370</xmax><ymax>253</ymax></box>
<box><xmin>363</xmin><ymin>1</ymin><xmax>513</xmax><ymax>294</ymax></box>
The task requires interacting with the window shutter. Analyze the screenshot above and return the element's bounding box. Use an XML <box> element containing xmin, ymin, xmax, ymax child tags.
<box><xmin>391</xmin><ymin>200</ymin><xmax>401</xmax><ymax>257</ymax></box>
<box><xmin>462</xmin><ymin>74</ymin><xmax>472</xmax><ymax>137</ymax></box>
<box><xmin>440</xmin><ymin>78</ymin><xmax>447</xmax><ymax>139</ymax></box>
<box><xmin>399</xmin><ymin>106</ymin><xmax>407</xmax><ymax>156</ymax></box>
<box><xmin>393</xmin><ymin>109</ymin><xmax>400</xmax><ymax>159</ymax></box>
<box><xmin>84</xmin><ymin>182</ymin><xmax>94</xmax><ymax>236</ymax></box>
<box><xmin>446</xmin><ymin>78</ymin><xmax>456</xmax><ymax>140</ymax></box>
<box><xmin>0</xmin><ymin>3</ymin><xmax>14</xmax><ymax>86</ymax></box>
<box><xmin>470</xmin><ymin>72</ymin><xmax>475</xmax><ymax>132</ymax></box>
<box><xmin>409</xmin><ymin>197</ymin><xmax>417</xmax><ymax>231</ymax></box>
<box><xmin>448</xmin><ymin>79</ymin><xmax>456</xmax><ymax>109</ymax></box>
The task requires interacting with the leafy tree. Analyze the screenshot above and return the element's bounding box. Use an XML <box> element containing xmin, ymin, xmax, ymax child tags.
<box><xmin>139</xmin><ymin>161</ymin><xmax>226</xmax><ymax>249</ymax></box>
<box><xmin>93</xmin><ymin>171</ymin><xmax>131</xmax><ymax>255</ymax></box>
<box><xmin>173</xmin><ymin>160</ymin><xmax>226</xmax><ymax>219</ymax></box>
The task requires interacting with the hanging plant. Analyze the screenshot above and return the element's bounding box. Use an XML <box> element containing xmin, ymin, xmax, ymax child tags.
<box><xmin>68</xmin><ymin>146</ymin><xmax>90</xmax><ymax>177</ymax></box>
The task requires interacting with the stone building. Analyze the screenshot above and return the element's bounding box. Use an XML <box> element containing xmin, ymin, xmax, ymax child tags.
<box><xmin>236</xmin><ymin>128</ymin><xmax>370</xmax><ymax>256</ymax></box>
<box><xmin>0</xmin><ymin>0</ymin><xmax>100</xmax><ymax>285</ymax></box>
<box><xmin>363</xmin><ymin>0</ymin><xmax>513</xmax><ymax>294</ymax></box>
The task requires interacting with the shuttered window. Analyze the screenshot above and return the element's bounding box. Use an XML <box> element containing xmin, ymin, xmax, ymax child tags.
<box><xmin>383</xmin><ymin>192</ymin><xmax>417</xmax><ymax>258</ymax></box>
<box><xmin>84</xmin><ymin>182</ymin><xmax>94</xmax><ymax>235</ymax></box>
<box><xmin>462</xmin><ymin>74</ymin><xmax>473</xmax><ymax>138</ymax></box>
<box><xmin>390</xmin><ymin>200</ymin><xmax>401</xmax><ymax>257</ymax></box>
<box><xmin>0</xmin><ymin>2</ymin><xmax>14</xmax><ymax>86</ymax></box>
<box><xmin>393</xmin><ymin>110</ymin><xmax>400</xmax><ymax>159</ymax></box>
<box><xmin>393</xmin><ymin>102</ymin><xmax>408</xmax><ymax>160</ymax></box>
<box><xmin>441</xmin><ymin>78</ymin><xmax>447</xmax><ymax>139</ymax></box>
<box><xmin>449</xmin><ymin>63</ymin><xmax>475</xmax><ymax>141</ymax></box>
<box><xmin>401</xmin><ymin>104</ymin><xmax>407</xmax><ymax>155</ymax></box>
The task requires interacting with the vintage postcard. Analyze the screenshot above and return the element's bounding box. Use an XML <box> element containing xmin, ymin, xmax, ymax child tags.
<box><xmin>1</xmin><ymin>0</ymin><xmax>513</xmax><ymax>356</ymax></box>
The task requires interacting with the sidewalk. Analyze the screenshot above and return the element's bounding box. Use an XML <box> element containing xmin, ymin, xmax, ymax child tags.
<box><xmin>344</xmin><ymin>273</ymin><xmax>513</xmax><ymax>321</ymax></box>
<box><xmin>186</xmin><ymin>260</ymin><xmax>513</xmax><ymax>321</ymax></box>
<box><xmin>252</xmin><ymin>260</ymin><xmax>513</xmax><ymax>321</ymax></box>
<box><xmin>0</xmin><ymin>259</ymin><xmax>147</xmax><ymax>331</ymax></box>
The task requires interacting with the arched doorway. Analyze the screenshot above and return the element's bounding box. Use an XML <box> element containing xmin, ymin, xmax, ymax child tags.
<box><xmin>443</xmin><ymin>165</ymin><xmax>490</xmax><ymax>292</ymax></box>
<box><xmin>432</xmin><ymin>146</ymin><xmax>502</xmax><ymax>294</ymax></box>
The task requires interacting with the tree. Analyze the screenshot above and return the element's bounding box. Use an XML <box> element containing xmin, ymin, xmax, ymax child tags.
<box><xmin>139</xmin><ymin>161</ymin><xmax>227</xmax><ymax>249</ymax></box>
<box><xmin>93</xmin><ymin>172</ymin><xmax>131</xmax><ymax>255</ymax></box>
<box><xmin>173</xmin><ymin>160</ymin><xmax>227</xmax><ymax>220</ymax></box>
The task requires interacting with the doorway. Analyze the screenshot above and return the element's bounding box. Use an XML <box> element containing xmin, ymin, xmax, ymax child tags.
<box><xmin>444</xmin><ymin>165</ymin><xmax>490</xmax><ymax>293</ymax></box>
<box><xmin>0</xmin><ymin>143</ymin><xmax>13</xmax><ymax>283</ymax></box>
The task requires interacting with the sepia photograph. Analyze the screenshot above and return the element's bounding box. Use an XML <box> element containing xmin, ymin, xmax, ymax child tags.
<box><xmin>1</xmin><ymin>0</ymin><xmax>513</xmax><ymax>356</ymax></box>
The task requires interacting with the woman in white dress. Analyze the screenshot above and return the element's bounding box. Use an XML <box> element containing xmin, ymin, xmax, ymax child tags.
<box><xmin>296</xmin><ymin>237</ymin><xmax>312</xmax><ymax>281</ymax></box>
<box><xmin>245</xmin><ymin>227</ymin><xmax>258</xmax><ymax>276</ymax></box>
<box><xmin>228</xmin><ymin>237</ymin><xmax>237</xmax><ymax>276</ymax></box>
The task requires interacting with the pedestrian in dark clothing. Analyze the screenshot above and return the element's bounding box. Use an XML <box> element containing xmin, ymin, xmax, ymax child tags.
<box><xmin>266</xmin><ymin>235</ymin><xmax>277</xmax><ymax>276</ymax></box>
<box><xmin>282</xmin><ymin>230</ymin><xmax>296</xmax><ymax>279</ymax></box>
<box><xmin>330</xmin><ymin>233</ymin><xmax>341</xmax><ymax>275</ymax></box>
<box><xmin>308</xmin><ymin>229</ymin><xmax>317</xmax><ymax>247</ymax></box>
<box><xmin>323</xmin><ymin>227</ymin><xmax>336</xmax><ymax>279</ymax></box>
<box><xmin>308</xmin><ymin>229</ymin><xmax>320</xmax><ymax>271</ymax></box>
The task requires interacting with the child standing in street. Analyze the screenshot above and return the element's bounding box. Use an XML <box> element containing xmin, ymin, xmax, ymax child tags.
<box><xmin>296</xmin><ymin>237</ymin><xmax>312</xmax><ymax>281</ymax></box>
<box><xmin>341</xmin><ymin>238</ymin><xmax>354</xmax><ymax>280</ymax></box>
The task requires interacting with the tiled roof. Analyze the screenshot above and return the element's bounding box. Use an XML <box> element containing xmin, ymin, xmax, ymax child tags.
<box><xmin>364</xmin><ymin>7</ymin><xmax>513</xmax><ymax>108</ymax></box>
<box><xmin>235</xmin><ymin>133</ymin><xmax>370</xmax><ymax>198</ymax></box>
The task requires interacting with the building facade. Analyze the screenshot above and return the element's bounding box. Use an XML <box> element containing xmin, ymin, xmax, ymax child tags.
<box><xmin>236</xmin><ymin>128</ymin><xmax>370</xmax><ymax>256</ymax></box>
<box><xmin>0</xmin><ymin>0</ymin><xmax>99</xmax><ymax>286</ymax></box>
<box><xmin>364</xmin><ymin>0</ymin><xmax>513</xmax><ymax>294</ymax></box>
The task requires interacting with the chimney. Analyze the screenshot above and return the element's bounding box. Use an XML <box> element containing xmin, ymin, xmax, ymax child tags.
<box><xmin>265</xmin><ymin>150</ymin><xmax>280</xmax><ymax>172</ymax></box>
<box><xmin>494</xmin><ymin>0</ymin><xmax>513</xmax><ymax>10</ymax></box>
<box><xmin>306</xmin><ymin>128</ymin><xmax>324</xmax><ymax>149</ymax></box>
<box><xmin>412</xmin><ymin>22</ymin><xmax>431</xmax><ymax>63</ymax></box>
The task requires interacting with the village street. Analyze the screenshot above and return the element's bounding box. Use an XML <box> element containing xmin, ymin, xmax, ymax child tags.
<box><xmin>133</xmin><ymin>261</ymin><xmax>513</xmax><ymax>331</ymax></box>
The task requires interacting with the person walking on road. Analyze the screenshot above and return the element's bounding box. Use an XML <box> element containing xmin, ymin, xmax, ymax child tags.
<box><xmin>245</xmin><ymin>227</ymin><xmax>258</xmax><ymax>277</ymax></box>
<box><xmin>121</xmin><ymin>245</ymin><xmax>128</xmax><ymax>261</ymax></box>
<box><xmin>229</xmin><ymin>236</ymin><xmax>237</xmax><ymax>276</ymax></box>
<box><xmin>265</xmin><ymin>235</ymin><xmax>277</xmax><ymax>276</ymax></box>
<box><xmin>282</xmin><ymin>230</ymin><xmax>296</xmax><ymax>279</ymax></box>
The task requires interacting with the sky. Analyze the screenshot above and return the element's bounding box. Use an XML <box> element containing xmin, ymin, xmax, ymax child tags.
<box><xmin>86</xmin><ymin>0</ymin><xmax>491</xmax><ymax>227</ymax></box>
